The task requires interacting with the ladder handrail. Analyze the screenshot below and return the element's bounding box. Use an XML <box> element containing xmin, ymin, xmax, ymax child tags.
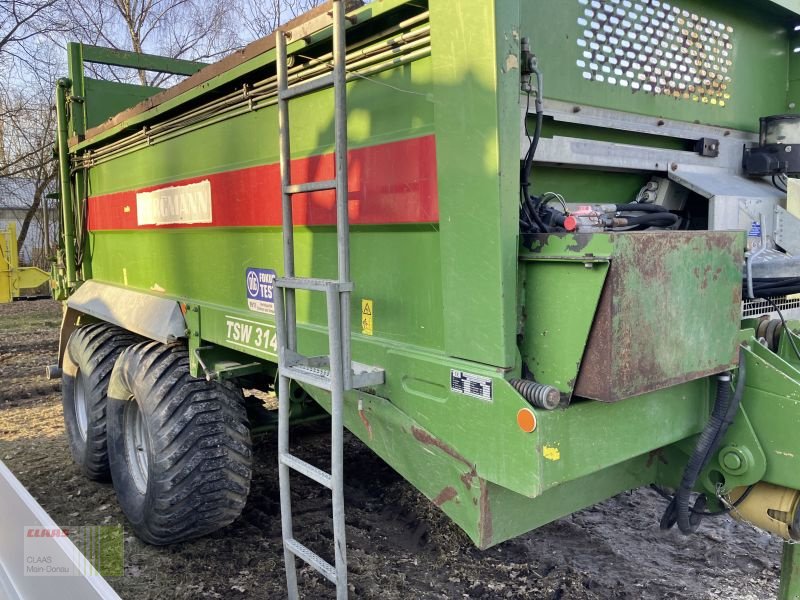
<box><xmin>275</xmin><ymin>2</ymin><xmax>351</xmax><ymax>599</ymax></box>
<box><xmin>276</xmin><ymin>25</ymin><xmax>297</xmax><ymax>353</ymax></box>
<box><xmin>332</xmin><ymin>0</ymin><xmax>353</xmax><ymax>390</ymax></box>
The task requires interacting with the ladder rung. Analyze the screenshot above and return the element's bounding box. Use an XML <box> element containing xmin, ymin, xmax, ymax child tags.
<box><xmin>280</xmin><ymin>364</ymin><xmax>334</xmax><ymax>391</ymax></box>
<box><xmin>284</xmin><ymin>180</ymin><xmax>337</xmax><ymax>195</ymax></box>
<box><xmin>280</xmin><ymin>360</ymin><xmax>386</xmax><ymax>391</ymax></box>
<box><xmin>280</xmin><ymin>452</ymin><xmax>333</xmax><ymax>489</ymax></box>
<box><xmin>280</xmin><ymin>73</ymin><xmax>335</xmax><ymax>100</ymax></box>
<box><xmin>276</xmin><ymin>276</ymin><xmax>354</xmax><ymax>292</ymax></box>
<box><xmin>285</xmin><ymin>538</ymin><xmax>337</xmax><ymax>584</ymax></box>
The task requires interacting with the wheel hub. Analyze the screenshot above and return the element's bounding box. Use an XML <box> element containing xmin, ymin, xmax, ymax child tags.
<box><xmin>74</xmin><ymin>370</ymin><xmax>89</xmax><ymax>441</ymax></box>
<box><xmin>123</xmin><ymin>400</ymin><xmax>150</xmax><ymax>494</ymax></box>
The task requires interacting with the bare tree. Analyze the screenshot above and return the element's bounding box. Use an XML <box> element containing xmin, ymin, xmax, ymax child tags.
<box><xmin>64</xmin><ymin>0</ymin><xmax>241</xmax><ymax>86</ymax></box>
<box><xmin>0</xmin><ymin>3</ymin><xmax>64</xmax><ymax>259</ymax></box>
<box><xmin>0</xmin><ymin>46</ymin><xmax>58</xmax><ymax>261</ymax></box>
<box><xmin>241</xmin><ymin>0</ymin><xmax>324</xmax><ymax>40</ymax></box>
<box><xmin>239</xmin><ymin>0</ymin><xmax>366</xmax><ymax>41</ymax></box>
<box><xmin>9</xmin><ymin>116</ymin><xmax>56</xmax><ymax>256</ymax></box>
<box><xmin>0</xmin><ymin>1</ymin><xmax>67</xmax><ymax>76</ymax></box>
<box><xmin>0</xmin><ymin>103</ymin><xmax>58</xmax><ymax>265</ymax></box>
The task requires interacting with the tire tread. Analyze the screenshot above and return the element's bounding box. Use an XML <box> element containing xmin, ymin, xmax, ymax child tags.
<box><xmin>63</xmin><ymin>322</ymin><xmax>140</xmax><ymax>480</ymax></box>
<box><xmin>108</xmin><ymin>342</ymin><xmax>252</xmax><ymax>545</ymax></box>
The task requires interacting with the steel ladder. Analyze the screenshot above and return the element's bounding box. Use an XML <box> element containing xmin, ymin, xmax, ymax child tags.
<box><xmin>274</xmin><ymin>2</ymin><xmax>384</xmax><ymax>599</ymax></box>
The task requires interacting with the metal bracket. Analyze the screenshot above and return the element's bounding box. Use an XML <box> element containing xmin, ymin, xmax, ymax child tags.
<box><xmin>694</xmin><ymin>137</ymin><xmax>720</xmax><ymax>158</ymax></box>
<box><xmin>193</xmin><ymin>346</ymin><xmax>216</xmax><ymax>381</ymax></box>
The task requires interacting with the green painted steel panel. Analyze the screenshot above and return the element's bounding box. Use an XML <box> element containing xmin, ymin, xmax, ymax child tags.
<box><xmin>740</xmin><ymin>340</ymin><xmax>800</xmax><ymax>490</ymax></box>
<box><xmin>522</xmin><ymin>0</ymin><xmax>794</xmax><ymax>131</ymax></box>
<box><xmin>522</xmin><ymin>259</ymin><xmax>609</xmax><ymax>395</ymax></box>
<box><xmin>522</xmin><ymin>233</ymin><xmax>743</xmax><ymax>401</ymax></box>
<box><xmin>304</xmin><ymin>376</ymin><xmax>710</xmax><ymax>548</ymax></box>
<box><xmin>83</xmin><ymin>78</ymin><xmax>163</xmax><ymax>130</ymax></box>
<box><xmin>534</xmin><ymin>379</ymin><xmax>709</xmax><ymax>492</ymax></box>
<box><xmin>86</xmin><ymin>57</ymin><xmax>435</xmax><ymax>195</ymax></box>
<box><xmin>91</xmin><ymin>227</ymin><xmax>444</xmax><ymax>350</ymax></box>
<box><xmin>780</xmin><ymin>543</ymin><xmax>800</xmax><ymax>600</ymax></box>
<box><xmin>530</xmin><ymin>167</ymin><xmax>649</xmax><ymax>205</ymax></box>
<box><xmin>78</xmin><ymin>43</ymin><xmax>206</xmax><ymax>75</ymax></box>
<box><xmin>429</xmin><ymin>0</ymin><xmax>521</xmax><ymax>368</ymax></box>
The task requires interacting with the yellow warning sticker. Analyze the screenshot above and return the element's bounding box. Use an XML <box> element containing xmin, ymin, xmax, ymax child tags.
<box><xmin>361</xmin><ymin>299</ymin><xmax>373</xmax><ymax>336</ymax></box>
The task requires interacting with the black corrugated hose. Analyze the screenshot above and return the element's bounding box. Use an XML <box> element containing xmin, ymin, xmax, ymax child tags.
<box><xmin>622</xmin><ymin>213</ymin><xmax>680</xmax><ymax>228</ymax></box>
<box><xmin>660</xmin><ymin>347</ymin><xmax>746</xmax><ymax>534</ymax></box>
<box><xmin>614</xmin><ymin>203</ymin><xmax>670</xmax><ymax>213</ymax></box>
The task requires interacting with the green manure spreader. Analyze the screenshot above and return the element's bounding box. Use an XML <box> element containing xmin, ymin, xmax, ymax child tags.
<box><xmin>50</xmin><ymin>0</ymin><xmax>800</xmax><ymax>596</ymax></box>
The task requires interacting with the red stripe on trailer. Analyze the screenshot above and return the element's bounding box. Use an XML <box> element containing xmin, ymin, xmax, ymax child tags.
<box><xmin>87</xmin><ymin>135</ymin><xmax>438</xmax><ymax>230</ymax></box>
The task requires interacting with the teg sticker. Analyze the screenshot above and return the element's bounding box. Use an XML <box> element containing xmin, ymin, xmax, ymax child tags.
<box><xmin>246</xmin><ymin>268</ymin><xmax>277</xmax><ymax>315</ymax></box>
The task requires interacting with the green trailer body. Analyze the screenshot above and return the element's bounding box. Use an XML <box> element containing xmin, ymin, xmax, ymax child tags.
<box><xmin>51</xmin><ymin>0</ymin><xmax>800</xmax><ymax>595</ymax></box>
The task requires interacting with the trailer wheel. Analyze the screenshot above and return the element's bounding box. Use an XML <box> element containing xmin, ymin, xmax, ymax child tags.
<box><xmin>106</xmin><ymin>341</ymin><xmax>252</xmax><ymax>545</ymax></box>
<box><xmin>62</xmin><ymin>322</ymin><xmax>141</xmax><ymax>481</ymax></box>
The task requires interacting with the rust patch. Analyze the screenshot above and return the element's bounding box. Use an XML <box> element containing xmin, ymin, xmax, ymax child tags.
<box><xmin>411</xmin><ymin>426</ymin><xmax>472</xmax><ymax>469</ymax></box>
<box><xmin>574</xmin><ymin>232</ymin><xmax>741</xmax><ymax>402</ymax></box>
<box><xmin>698</xmin><ymin>265</ymin><xmax>712</xmax><ymax>290</ymax></box>
<box><xmin>477</xmin><ymin>480</ymin><xmax>493</xmax><ymax>549</ymax></box>
<box><xmin>574</xmin><ymin>277</ymin><xmax>613</xmax><ymax>399</ymax></box>
<box><xmin>358</xmin><ymin>407</ymin><xmax>374</xmax><ymax>441</ymax></box>
<box><xmin>432</xmin><ymin>486</ymin><xmax>458</xmax><ymax>507</ymax></box>
<box><xmin>460</xmin><ymin>467</ymin><xmax>477</xmax><ymax>490</ymax></box>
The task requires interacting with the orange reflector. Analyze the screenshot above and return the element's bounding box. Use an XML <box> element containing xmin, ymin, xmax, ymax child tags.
<box><xmin>517</xmin><ymin>408</ymin><xmax>537</xmax><ymax>433</ymax></box>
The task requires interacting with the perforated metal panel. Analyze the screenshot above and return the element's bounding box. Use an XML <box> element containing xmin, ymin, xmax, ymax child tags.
<box><xmin>576</xmin><ymin>0</ymin><xmax>733</xmax><ymax>106</ymax></box>
<box><xmin>743</xmin><ymin>297</ymin><xmax>800</xmax><ymax>318</ymax></box>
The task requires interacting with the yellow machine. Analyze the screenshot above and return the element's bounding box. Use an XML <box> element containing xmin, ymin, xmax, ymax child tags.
<box><xmin>0</xmin><ymin>223</ymin><xmax>50</xmax><ymax>303</ymax></box>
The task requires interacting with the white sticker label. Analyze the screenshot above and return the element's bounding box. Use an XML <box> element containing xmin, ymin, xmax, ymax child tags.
<box><xmin>136</xmin><ymin>180</ymin><xmax>212</xmax><ymax>226</ymax></box>
<box><xmin>224</xmin><ymin>315</ymin><xmax>278</xmax><ymax>358</ymax></box>
<box><xmin>451</xmin><ymin>370</ymin><xmax>493</xmax><ymax>401</ymax></box>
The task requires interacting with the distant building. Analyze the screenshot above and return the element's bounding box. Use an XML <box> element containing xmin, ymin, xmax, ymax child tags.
<box><xmin>0</xmin><ymin>177</ymin><xmax>58</xmax><ymax>267</ymax></box>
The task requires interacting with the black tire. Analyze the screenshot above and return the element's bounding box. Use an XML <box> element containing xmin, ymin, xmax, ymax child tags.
<box><xmin>62</xmin><ymin>322</ymin><xmax>141</xmax><ymax>481</ymax></box>
<box><xmin>106</xmin><ymin>341</ymin><xmax>252</xmax><ymax>545</ymax></box>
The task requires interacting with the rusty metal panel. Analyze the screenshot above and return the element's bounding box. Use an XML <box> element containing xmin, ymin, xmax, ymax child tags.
<box><xmin>574</xmin><ymin>231</ymin><xmax>743</xmax><ymax>402</ymax></box>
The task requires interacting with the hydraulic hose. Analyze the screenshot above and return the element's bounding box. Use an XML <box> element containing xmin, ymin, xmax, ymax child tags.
<box><xmin>747</xmin><ymin>277</ymin><xmax>800</xmax><ymax>298</ymax></box>
<box><xmin>520</xmin><ymin>59</ymin><xmax>547</xmax><ymax>234</ymax></box>
<box><xmin>663</xmin><ymin>347</ymin><xmax>746</xmax><ymax>534</ymax></box>
<box><xmin>615</xmin><ymin>203</ymin><xmax>669</xmax><ymax>213</ymax></box>
<box><xmin>617</xmin><ymin>213</ymin><xmax>680</xmax><ymax>228</ymax></box>
<box><xmin>675</xmin><ymin>373</ymin><xmax>731</xmax><ymax>533</ymax></box>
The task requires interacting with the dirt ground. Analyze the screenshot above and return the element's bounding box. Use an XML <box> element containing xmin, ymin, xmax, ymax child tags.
<box><xmin>0</xmin><ymin>300</ymin><xmax>785</xmax><ymax>599</ymax></box>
